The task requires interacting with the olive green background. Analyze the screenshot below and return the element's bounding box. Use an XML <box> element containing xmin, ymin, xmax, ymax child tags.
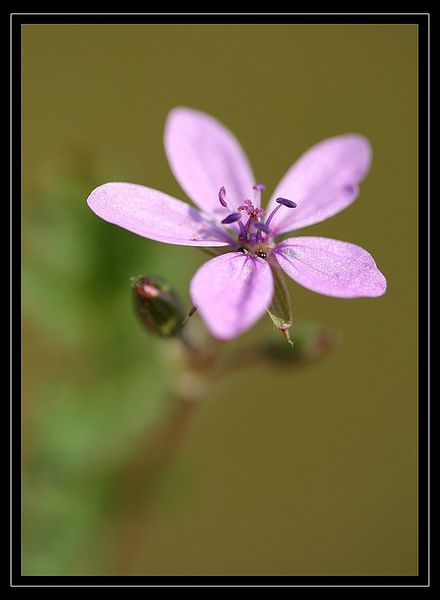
<box><xmin>22</xmin><ymin>24</ymin><xmax>418</xmax><ymax>575</ymax></box>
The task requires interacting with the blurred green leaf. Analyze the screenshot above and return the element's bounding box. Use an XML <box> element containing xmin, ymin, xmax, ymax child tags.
<box><xmin>22</xmin><ymin>157</ymin><xmax>193</xmax><ymax>574</ymax></box>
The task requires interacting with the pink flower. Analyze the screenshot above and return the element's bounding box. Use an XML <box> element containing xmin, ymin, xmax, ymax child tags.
<box><xmin>87</xmin><ymin>107</ymin><xmax>386</xmax><ymax>340</ymax></box>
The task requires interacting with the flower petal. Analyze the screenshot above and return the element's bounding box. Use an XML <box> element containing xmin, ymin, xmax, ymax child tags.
<box><xmin>164</xmin><ymin>107</ymin><xmax>256</xmax><ymax>217</ymax></box>
<box><xmin>266</xmin><ymin>135</ymin><xmax>372</xmax><ymax>234</ymax></box>
<box><xmin>190</xmin><ymin>252</ymin><xmax>274</xmax><ymax>340</ymax></box>
<box><xmin>275</xmin><ymin>237</ymin><xmax>386</xmax><ymax>298</ymax></box>
<box><xmin>87</xmin><ymin>183</ymin><xmax>231</xmax><ymax>246</ymax></box>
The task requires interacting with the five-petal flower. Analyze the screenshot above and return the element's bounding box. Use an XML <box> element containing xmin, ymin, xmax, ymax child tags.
<box><xmin>87</xmin><ymin>107</ymin><xmax>386</xmax><ymax>340</ymax></box>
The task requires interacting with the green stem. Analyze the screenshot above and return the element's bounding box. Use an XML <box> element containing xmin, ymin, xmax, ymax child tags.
<box><xmin>102</xmin><ymin>332</ymin><xmax>214</xmax><ymax>573</ymax></box>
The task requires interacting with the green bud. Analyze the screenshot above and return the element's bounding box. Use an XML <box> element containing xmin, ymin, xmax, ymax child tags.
<box><xmin>266</xmin><ymin>266</ymin><xmax>293</xmax><ymax>345</ymax></box>
<box><xmin>131</xmin><ymin>275</ymin><xmax>186</xmax><ymax>338</ymax></box>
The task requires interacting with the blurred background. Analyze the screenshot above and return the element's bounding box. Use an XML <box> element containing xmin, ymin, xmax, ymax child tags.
<box><xmin>22</xmin><ymin>24</ymin><xmax>418</xmax><ymax>575</ymax></box>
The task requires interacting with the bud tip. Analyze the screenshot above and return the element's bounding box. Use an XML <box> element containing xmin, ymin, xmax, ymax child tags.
<box><xmin>281</xmin><ymin>327</ymin><xmax>294</xmax><ymax>348</ymax></box>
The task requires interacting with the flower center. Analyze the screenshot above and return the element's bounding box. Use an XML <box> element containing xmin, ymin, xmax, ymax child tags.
<box><xmin>218</xmin><ymin>184</ymin><xmax>297</xmax><ymax>256</ymax></box>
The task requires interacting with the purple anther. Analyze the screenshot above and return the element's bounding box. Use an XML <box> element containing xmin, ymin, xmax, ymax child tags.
<box><xmin>254</xmin><ymin>222</ymin><xmax>272</xmax><ymax>234</ymax></box>
<box><xmin>221</xmin><ymin>212</ymin><xmax>242</xmax><ymax>224</ymax></box>
<box><xmin>252</xmin><ymin>183</ymin><xmax>266</xmax><ymax>192</ymax></box>
<box><xmin>218</xmin><ymin>186</ymin><xmax>227</xmax><ymax>207</ymax></box>
<box><xmin>276</xmin><ymin>197</ymin><xmax>297</xmax><ymax>208</ymax></box>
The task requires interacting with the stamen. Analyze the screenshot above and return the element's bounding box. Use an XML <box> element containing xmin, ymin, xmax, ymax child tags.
<box><xmin>221</xmin><ymin>212</ymin><xmax>242</xmax><ymax>224</ymax></box>
<box><xmin>266</xmin><ymin>196</ymin><xmax>297</xmax><ymax>228</ymax></box>
<box><xmin>218</xmin><ymin>186</ymin><xmax>228</xmax><ymax>207</ymax></box>
<box><xmin>276</xmin><ymin>197</ymin><xmax>297</xmax><ymax>208</ymax></box>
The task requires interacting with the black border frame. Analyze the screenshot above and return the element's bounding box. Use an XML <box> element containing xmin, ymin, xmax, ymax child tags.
<box><xmin>11</xmin><ymin>12</ymin><xmax>430</xmax><ymax>587</ymax></box>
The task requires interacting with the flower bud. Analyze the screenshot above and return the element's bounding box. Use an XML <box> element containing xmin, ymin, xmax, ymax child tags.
<box><xmin>131</xmin><ymin>275</ymin><xmax>186</xmax><ymax>338</ymax></box>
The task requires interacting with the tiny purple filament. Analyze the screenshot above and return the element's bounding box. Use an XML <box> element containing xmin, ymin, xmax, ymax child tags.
<box><xmin>238</xmin><ymin>220</ymin><xmax>247</xmax><ymax>239</ymax></box>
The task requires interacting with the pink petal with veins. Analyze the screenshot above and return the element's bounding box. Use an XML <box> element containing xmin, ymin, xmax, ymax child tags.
<box><xmin>267</xmin><ymin>134</ymin><xmax>372</xmax><ymax>234</ymax></box>
<box><xmin>190</xmin><ymin>252</ymin><xmax>274</xmax><ymax>339</ymax></box>
<box><xmin>164</xmin><ymin>107</ymin><xmax>256</xmax><ymax>217</ymax></box>
<box><xmin>275</xmin><ymin>236</ymin><xmax>386</xmax><ymax>298</ymax></box>
<box><xmin>87</xmin><ymin>183</ymin><xmax>230</xmax><ymax>246</ymax></box>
